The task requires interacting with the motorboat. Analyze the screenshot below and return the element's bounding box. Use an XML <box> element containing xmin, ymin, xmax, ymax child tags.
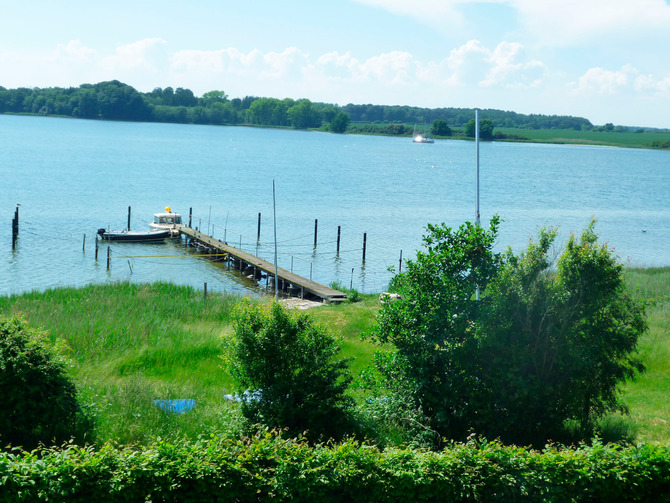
<box><xmin>97</xmin><ymin>228</ymin><xmax>172</xmax><ymax>242</ymax></box>
<box><xmin>150</xmin><ymin>206</ymin><xmax>183</xmax><ymax>236</ymax></box>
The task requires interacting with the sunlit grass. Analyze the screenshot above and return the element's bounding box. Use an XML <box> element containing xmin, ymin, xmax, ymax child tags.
<box><xmin>1</xmin><ymin>268</ymin><xmax>668</xmax><ymax>445</ymax></box>
<box><xmin>621</xmin><ymin>267</ymin><xmax>670</xmax><ymax>443</ymax></box>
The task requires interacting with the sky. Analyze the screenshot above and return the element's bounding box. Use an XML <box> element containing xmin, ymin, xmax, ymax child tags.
<box><xmin>1</xmin><ymin>0</ymin><xmax>670</xmax><ymax>128</ymax></box>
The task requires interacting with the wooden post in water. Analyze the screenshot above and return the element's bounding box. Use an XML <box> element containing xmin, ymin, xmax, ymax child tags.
<box><xmin>257</xmin><ymin>213</ymin><xmax>261</xmax><ymax>243</ymax></box>
<box><xmin>204</xmin><ymin>282</ymin><xmax>207</xmax><ymax>301</ymax></box>
<box><xmin>127</xmin><ymin>206</ymin><xmax>131</xmax><ymax>231</ymax></box>
<box><xmin>83</xmin><ymin>234</ymin><xmax>86</xmax><ymax>253</ymax></box>
<box><xmin>11</xmin><ymin>205</ymin><xmax>19</xmax><ymax>250</ymax></box>
<box><xmin>336</xmin><ymin>226</ymin><xmax>341</xmax><ymax>255</ymax></box>
<box><xmin>106</xmin><ymin>247</ymin><xmax>111</xmax><ymax>271</ymax></box>
<box><xmin>399</xmin><ymin>250</ymin><xmax>403</xmax><ymax>273</ymax></box>
<box><xmin>189</xmin><ymin>207</ymin><xmax>192</xmax><ymax>228</ymax></box>
<box><xmin>314</xmin><ymin>219</ymin><xmax>318</xmax><ymax>248</ymax></box>
<box><xmin>95</xmin><ymin>236</ymin><xmax>99</xmax><ymax>261</ymax></box>
<box><xmin>362</xmin><ymin>233</ymin><xmax>367</xmax><ymax>262</ymax></box>
<box><xmin>11</xmin><ymin>216</ymin><xmax>17</xmax><ymax>250</ymax></box>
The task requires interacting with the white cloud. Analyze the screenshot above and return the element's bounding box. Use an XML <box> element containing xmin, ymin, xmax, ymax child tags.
<box><xmin>482</xmin><ymin>41</ymin><xmax>544</xmax><ymax>88</ymax></box>
<box><xmin>572</xmin><ymin>65</ymin><xmax>638</xmax><ymax>96</ymax></box>
<box><xmin>446</xmin><ymin>40</ymin><xmax>544</xmax><ymax>88</ymax></box>
<box><xmin>170</xmin><ymin>47</ymin><xmax>310</xmax><ymax>82</ymax></box>
<box><xmin>512</xmin><ymin>0</ymin><xmax>670</xmax><ymax>46</ymax></box>
<box><xmin>634</xmin><ymin>74</ymin><xmax>670</xmax><ymax>96</ymax></box>
<box><xmin>51</xmin><ymin>40</ymin><xmax>97</xmax><ymax>64</ymax></box>
<box><xmin>100</xmin><ymin>38</ymin><xmax>168</xmax><ymax>75</ymax></box>
<box><xmin>352</xmin><ymin>0</ymin><xmax>670</xmax><ymax>47</ymax></box>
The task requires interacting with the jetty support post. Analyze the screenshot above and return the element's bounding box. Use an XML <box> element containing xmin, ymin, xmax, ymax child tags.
<box><xmin>336</xmin><ymin>226</ymin><xmax>341</xmax><ymax>255</ymax></box>
<box><xmin>362</xmin><ymin>232</ymin><xmax>367</xmax><ymax>262</ymax></box>
<box><xmin>399</xmin><ymin>250</ymin><xmax>403</xmax><ymax>273</ymax></box>
<box><xmin>95</xmin><ymin>235</ymin><xmax>99</xmax><ymax>261</ymax></box>
<box><xmin>107</xmin><ymin>247</ymin><xmax>111</xmax><ymax>271</ymax></box>
<box><xmin>127</xmin><ymin>206</ymin><xmax>131</xmax><ymax>231</ymax></box>
<box><xmin>257</xmin><ymin>213</ymin><xmax>261</xmax><ymax>243</ymax></box>
<box><xmin>11</xmin><ymin>215</ymin><xmax>17</xmax><ymax>250</ymax></box>
<box><xmin>83</xmin><ymin>233</ymin><xmax>86</xmax><ymax>253</ymax></box>
<box><xmin>314</xmin><ymin>219</ymin><xmax>318</xmax><ymax>248</ymax></box>
<box><xmin>189</xmin><ymin>208</ymin><xmax>192</xmax><ymax>228</ymax></box>
<box><xmin>11</xmin><ymin>205</ymin><xmax>19</xmax><ymax>250</ymax></box>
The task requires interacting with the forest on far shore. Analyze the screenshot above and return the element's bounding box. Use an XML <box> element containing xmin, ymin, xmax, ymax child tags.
<box><xmin>1</xmin><ymin>79</ymin><xmax>608</xmax><ymax>131</ymax></box>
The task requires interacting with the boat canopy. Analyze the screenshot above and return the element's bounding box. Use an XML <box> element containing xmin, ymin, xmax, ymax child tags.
<box><xmin>153</xmin><ymin>213</ymin><xmax>182</xmax><ymax>225</ymax></box>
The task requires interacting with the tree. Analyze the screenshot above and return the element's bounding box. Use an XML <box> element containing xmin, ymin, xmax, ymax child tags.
<box><xmin>0</xmin><ymin>315</ymin><xmax>93</xmax><ymax>449</ymax></box>
<box><xmin>201</xmin><ymin>90</ymin><xmax>228</xmax><ymax>108</ymax></box>
<box><xmin>431</xmin><ymin>119</ymin><xmax>452</xmax><ymax>136</ymax></box>
<box><xmin>374</xmin><ymin>219</ymin><xmax>647</xmax><ymax>445</ymax></box>
<box><xmin>224</xmin><ymin>302</ymin><xmax>354</xmax><ymax>440</ymax></box>
<box><xmin>464</xmin><ymin>118</ymin><xmax>494</xmax><ymax>139</ymax></box>
<box><xmin>287</xmin><ymin>99</ymin><xmax>321</xmax><ymax>129</ymax></box>
<box><xmin>328</xmin><ymin>112</ymin><xmax>350</xmax><ymax>133</ymax></box>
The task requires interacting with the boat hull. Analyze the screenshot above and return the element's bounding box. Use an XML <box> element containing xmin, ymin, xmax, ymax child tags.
<box><xmin>97</xmin><ymin>228</ymin><xmax>172</xmax><ymax>243</ymax></box>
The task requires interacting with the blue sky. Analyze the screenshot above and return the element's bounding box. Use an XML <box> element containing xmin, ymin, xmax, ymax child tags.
<box><xmin>2</xmin><ymin>0</ymin><xmax>670</xmax><ymax>127</ymax></box>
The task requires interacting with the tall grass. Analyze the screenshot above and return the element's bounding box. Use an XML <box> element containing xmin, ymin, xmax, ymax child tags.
<box><xmin>0</xmin><ymin>281</ymin><xmax>243</xmax><ymax>444</ymax></box>
<box><xmin>621</xmin><ymin>267</ymin><xmax>670</xmax><ymax>443</ymax></box>
<box><xmin>1</xmin><ymin>268</ymin><xmax>668</xmax><ymax>445</ymax></box>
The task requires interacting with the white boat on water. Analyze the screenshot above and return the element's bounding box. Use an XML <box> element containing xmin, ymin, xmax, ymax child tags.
<box><xmin>149</xmin><ymin>207</ymin><xmax>183</xmax><ymax>236</ymax></box>
<box><xmin>412</xmin><ymin>124</ymin><xmax>435</xmax><ymax>143</ymax></box>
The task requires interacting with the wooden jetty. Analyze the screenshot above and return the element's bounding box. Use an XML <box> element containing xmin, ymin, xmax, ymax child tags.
<box><xmin>177</xmin><ymin>225</ymin><xmax>347</xmax><ymax>303</ymax></box>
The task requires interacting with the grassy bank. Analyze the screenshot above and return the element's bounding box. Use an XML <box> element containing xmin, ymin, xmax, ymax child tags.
<box><xmin>492</xmin><ymin>127</ymin><xmax>670</xmax><ymax>149</ymax></box>
<box><xmin>348</xmin><ymin>121</ymin><xmax>670</xmax><ymax>149</ymax></box>
<box><xmin>0</xmin><ymin>268</ymin><xmax>667</xmax><ymax>446</ymax></box>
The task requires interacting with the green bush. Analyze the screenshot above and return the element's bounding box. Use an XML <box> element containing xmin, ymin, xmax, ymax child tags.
<box><xmin>1</xmin><ymin>433</ymin><xmax>669</xmax><ymax>502</ymax></box>
<box><xmin>374</xmin><ymin>219</ymin><xmax>647</xmax><ymax>446</ymax></box>
<box><xmin>224</xmin><ymin>302</ymin><xmax>354</xmax><ymax>441</ymax></box>
<box><xmin>0</xmin><ymin>315</ymin><xmax>93</xmax><ymax>450</ymax></box>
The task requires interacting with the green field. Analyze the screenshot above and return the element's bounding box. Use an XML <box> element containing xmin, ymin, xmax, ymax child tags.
<box><xmin>0</xmin><ymin>267</ymin><xmax>668</xmax><ymax>446</ymax></box>
<box><xmin>492</xmin><ymin>127</ymin><xmax>670</xmax><ymax>149</ymax></box>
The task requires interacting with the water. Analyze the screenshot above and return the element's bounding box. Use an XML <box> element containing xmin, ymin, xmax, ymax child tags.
<box><xmin>1</xmin><ymin>114</ymin><xmax>669</xmax><ymax>296</ymax></box>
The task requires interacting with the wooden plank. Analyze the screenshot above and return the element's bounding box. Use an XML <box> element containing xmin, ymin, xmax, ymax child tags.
<box><xmin>177</xmin><ymin>225</ymin><xmax>347</xmax><ymax>303</ymax></box>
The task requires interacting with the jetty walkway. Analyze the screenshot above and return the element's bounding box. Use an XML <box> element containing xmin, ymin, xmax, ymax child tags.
<box><xmin>177</xmin><ymin>225</ymin><xmax>347</xmax><ymax>303</ymax></box>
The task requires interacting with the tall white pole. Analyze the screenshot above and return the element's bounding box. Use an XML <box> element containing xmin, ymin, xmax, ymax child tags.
<box><xmin>475</xmin><ymin>108</ymin><xmax>480</xmax><ymax>227</ymax></box>
<box><xmin>273</xmin><ymin>180</ymin><xmax>279</xmax><ymax>301</ymax></box>
<box><xmin>475</xmin><ymin>109</ymin><xmax>481</xmax><ymax>301</ymax></box>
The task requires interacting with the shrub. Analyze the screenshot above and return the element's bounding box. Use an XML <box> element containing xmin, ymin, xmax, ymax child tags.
<box><xmin>224</xmin><ymin>302</ymin><xmax>354</xmax><ymax>440</ymax></box>
<box><xmin>374</xmin><ymin>219</ymin><xmax>647</xmax><ymax>446</ymax></box>
<box><xmin>0</xmin><ymin>315</ymin><xmax>93</xmax><ymax>449</ymax></box>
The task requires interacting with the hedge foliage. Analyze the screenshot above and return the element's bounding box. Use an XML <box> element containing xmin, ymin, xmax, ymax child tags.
<box><xmin>1</xmin><ymin>433</ymin><xmax>669</xmax><ymax>502</ymax></box>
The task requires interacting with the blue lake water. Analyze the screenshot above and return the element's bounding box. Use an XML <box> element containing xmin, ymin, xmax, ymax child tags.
<box><xmin>1</xmin><ymin>114</ymin><xmax>669</xmax><ymax>296</ymax></box>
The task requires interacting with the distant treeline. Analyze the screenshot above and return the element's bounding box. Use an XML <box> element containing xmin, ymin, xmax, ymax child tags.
<box><xmin>0</xmin><ymin>80</ymin><xmax>595</xmax><ymax>132</ymax></box>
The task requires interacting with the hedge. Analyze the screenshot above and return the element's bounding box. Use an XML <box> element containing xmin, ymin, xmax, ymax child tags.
<box><xmin>1</xmin><ymin>433</ymin><xmax>669</xmax><ymax>502</ymax></box>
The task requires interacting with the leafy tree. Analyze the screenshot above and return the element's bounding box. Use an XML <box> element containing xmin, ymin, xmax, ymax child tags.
<box><xmin>200</xmin><ymin>90</ymin><xmax>228</xmax><ymax>107</ymax></box>
<box><xmin>431</xmin><ymin>119</ymin><xmax>452</xmax><ymax>136</ymax></box>
<box><xmin>464</xmin><ymin>118</ymin><xmax>494</xmax><ymax>139</ymax></box>
<box><xmin>374</xmin><ymin>219</ymin><xmax>647</xmax><ymax>445</ymax></box>
<box><xmin>287</xmin><ymin>99</ymin><xmax>321</xmax><ymax>129</ymax></box>
<box><xmin>224</xmin><ymin>302</ymin><xmax>353</xmax><ymax>440</ymax></box>
<box><xmin>328</xmin><ymin>112</ymin><xmax>350</xmax><ymax>133</ymax></box>
<box><xmin>0</xmin><ymin>315</ymin><xmax>93</xmax><ymax>449</ymax></box>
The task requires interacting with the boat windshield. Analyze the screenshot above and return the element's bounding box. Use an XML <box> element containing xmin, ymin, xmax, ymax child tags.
<box><xmin>154</xmin><ymin>214</ymin><xmax>182</xmax><ymax>225</ymax></box>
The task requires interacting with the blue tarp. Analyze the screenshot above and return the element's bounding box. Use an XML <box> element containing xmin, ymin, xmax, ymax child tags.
<box><xmin>153</xmin><ymin>399</ymin><xmax>196</xmax><ymax>414</ymax></box>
